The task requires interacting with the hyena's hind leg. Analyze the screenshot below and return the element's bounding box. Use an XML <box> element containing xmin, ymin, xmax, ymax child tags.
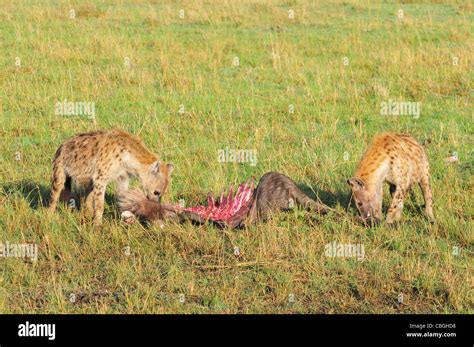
<box><xmin>48</xmin><ymin>163</ymin><xmax>68</xmax><ymax>212</ymax></box>
<box><xmin>419</xmin><ymin>174</ymin><xmax>435</xmax><ymax>223</ymax></box>
<box><xmin>91</xmin><ymin>180</ymin><xmax>107</xmax><ymax>226</ymax></box>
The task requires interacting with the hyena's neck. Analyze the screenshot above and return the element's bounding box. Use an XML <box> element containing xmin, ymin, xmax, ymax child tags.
<box><xmin>356</xmin><ymin>160</ymin><xmax>389</xmax><ymax>195</ymax></box>
<box><xmin>116</xmin><ymin>130</ymin><xmax>159</xmax><ymax>175</ymax></box>
<box><xmin>122</xmin><ymin>152</ymin><xmax>156</xmax><ymax>179</ymax></box>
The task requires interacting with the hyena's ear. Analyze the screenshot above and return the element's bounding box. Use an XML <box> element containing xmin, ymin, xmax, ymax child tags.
<box><xmin>166</xmin><ymin>163</ymin><xmax>175</xmax><ymax>175</ymax></box>
<box><xmin>347</xmin><ymin>177</ymin><xmax>365</xmax><ymax>190</ymax></box>
<box><xmin>150</xmin><ymin>160</ymin><xmax>161</xmax><ymax>175</ymax></box>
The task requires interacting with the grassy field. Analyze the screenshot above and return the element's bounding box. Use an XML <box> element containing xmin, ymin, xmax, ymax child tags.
<box><xmin>0</xmin><ymin>0</ymin><xmax>472</xmax><ymax>313</ymax></box>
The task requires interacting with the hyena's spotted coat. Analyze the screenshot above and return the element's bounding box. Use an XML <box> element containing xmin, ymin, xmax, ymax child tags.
<box><xmin>347</xmin><ymin>132</ymin><xmax>435</xmax><ymax>224</ymax></box>
<box><xmin>48</xmin><ymin>129</ymin><xmax>174</xmax><ymax>225</ymax></box>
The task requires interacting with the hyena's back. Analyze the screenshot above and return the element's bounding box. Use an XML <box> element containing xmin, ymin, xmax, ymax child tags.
<box><xmin>356</xmin><ymin>132</ymin><xmax>429</xmax><ymax>187</ymax></box>
<box><xmin>53</xmin><ymin>129</ymin><xmax>157</xmax><ymax>184</ymax></box>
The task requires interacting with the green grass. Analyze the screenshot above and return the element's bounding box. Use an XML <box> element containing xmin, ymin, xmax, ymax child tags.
<box><xmin>0</xmin><ymin>0</ymin><xmax>472</xmax><ymax>313</ymax></box>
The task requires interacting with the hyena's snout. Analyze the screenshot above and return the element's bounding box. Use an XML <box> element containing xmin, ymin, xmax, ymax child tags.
<box><xmin>358</xmin><ymin>216</ymin><xmax>381</xmax><ymax>226</ymax></box>
<box><xmin>358</xmin><ymin>209</ymin><xmax>382</xmax><ymax>226</ymax></box>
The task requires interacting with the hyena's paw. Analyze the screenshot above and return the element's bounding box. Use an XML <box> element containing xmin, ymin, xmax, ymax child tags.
<box><xmin>385</xmin><ymin>214</ymin><xmax>400</xmax><ymax>225</ymax></box>
<box><xmin>386</xmin><ymin>208</ymin><xmax>403</xmax><ymax>224</ymax></box>
<box><xmin>385</xmin><ymin>215</ymin><xmax>394</xmax><ymax>224</ymax></box>
<box><xmin>92</xmin><ymin>216</ymin><xmax>103</xmax><ymax>227</ymax></box>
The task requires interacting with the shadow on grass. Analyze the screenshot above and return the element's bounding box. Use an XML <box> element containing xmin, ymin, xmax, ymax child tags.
<box><xmin>0</xmin><ymin>180</ymin><xmax>115</xmax><ymax>210</ymax></box>
<box><xmin>1</xmin><ymin>180</ymin><xmax>50</xmax><ymax>209</ymax></box>
<box><xmin>296</xmin><ymin>183</ymin><xmax>349</xmax><ymax>209</ymax></box>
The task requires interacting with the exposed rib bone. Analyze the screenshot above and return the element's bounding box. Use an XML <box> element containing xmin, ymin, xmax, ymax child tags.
<box><xmin>183</xmin><ymin>180</ymin><xmax>255</xmax><ymax>225</ymax></box>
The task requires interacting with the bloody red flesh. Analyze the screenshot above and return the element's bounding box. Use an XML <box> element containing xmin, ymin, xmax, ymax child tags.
<box><xmin>183</xmin><ymin>180</ymin><xmax>255</xmax><ymax>224</ymax></box>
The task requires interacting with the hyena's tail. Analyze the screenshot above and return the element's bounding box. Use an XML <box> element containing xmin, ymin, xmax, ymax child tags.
<box><xmin>48</xmin><ymin>145</ymin><xmax>68</xmax><ymax>211</ymax></box>
<box><xmin>293</xmin><ymin>188</ymin><xmax>331</xmax><ymax>214</ymax></box>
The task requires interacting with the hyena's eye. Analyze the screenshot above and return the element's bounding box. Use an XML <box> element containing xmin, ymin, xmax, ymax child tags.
<box><xmin>154</xmin><ymin>191</ymin><xmax>161</xmax><ymax>197</ymax></box>
<box><xmin>357</xmin><ymin>202</ymin><xmax>363</xmax><ymax>207</ymax></box>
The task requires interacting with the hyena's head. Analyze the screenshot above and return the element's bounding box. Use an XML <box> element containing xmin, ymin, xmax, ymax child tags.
<box><xmin>141</xmin><ymin>161</ymin><xmax>174</xmax><ymax>202</ymax></box>
<box><xmin>347</xmin><ymin>177</ymin><xmax>380</xmax><ymax>224</ymax></box>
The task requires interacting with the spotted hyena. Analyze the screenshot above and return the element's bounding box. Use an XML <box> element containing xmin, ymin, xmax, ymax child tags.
<box><xmin>48</xmin><ymin>129</ymin><xmax>174</xmax><ymax>225</ymax></box>
<box><xmin>347</xmin><ymin>132</ymin><xmax>434</xmax><ymax>224</ymax></box>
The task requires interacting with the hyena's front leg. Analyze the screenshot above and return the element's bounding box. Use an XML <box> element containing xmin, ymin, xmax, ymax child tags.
<box><xmin>92</xmin><ymin>181</ymin><xmax>107</xmax><ymax>226</ymax></box>
<box><xmin>373</xmin><ymin>186</ymin><xmax>383</xmax><ymax>222</ymax></box>
<box><xmin>386</xmin><ymin>186</ymin><xmax>408</xmax><ymax>224</ymax></box>
<box><xmin>419</xmin><ymin>175</ymin><xmax>435</xmax><ymax>223</ymax></box>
